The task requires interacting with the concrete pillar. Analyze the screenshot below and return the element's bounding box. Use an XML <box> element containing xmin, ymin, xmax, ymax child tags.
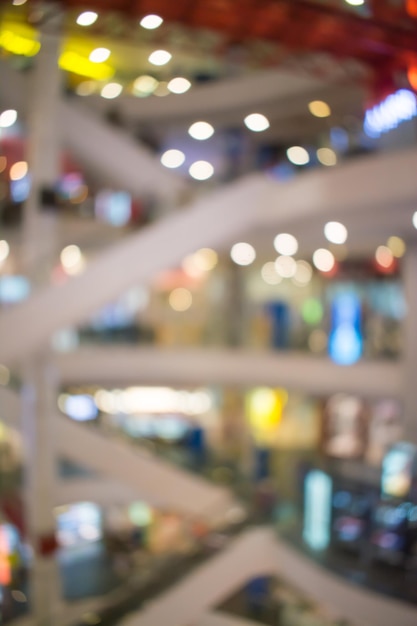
<box><xmin>402</xmin><ymin>245</ymin><xmax>417</xmax><ymax>443</ymax></box>
<box><xmin>21</xmin><ymin>355</ymin><xmax>62</xmax><ymax>624</ymax></box>
<box><xmin>22</xmin><ymin>6</ymin><xmax>62</xmax><ymax>275</ymax></box>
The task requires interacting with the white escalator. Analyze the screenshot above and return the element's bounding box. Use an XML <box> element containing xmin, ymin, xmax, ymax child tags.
<box><xmin>1</xmin><ymin>145</ymin><xmax>416</xmax><ymax>366</ymax></box>
<box><xmin>57</xmin><ymin>415</ymin><xmax>237</xmax><ymax>524</ymax></box>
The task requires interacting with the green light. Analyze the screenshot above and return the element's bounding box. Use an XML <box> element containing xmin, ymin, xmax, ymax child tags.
<box><xmin>302</xmin><ymin>298</ymin><xmax>323</xmax><ymax>325</ymax></box>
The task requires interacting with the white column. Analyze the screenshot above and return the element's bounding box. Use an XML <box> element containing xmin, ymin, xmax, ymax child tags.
<box><xmin>402</xmin><ymin>245</ymin><xmax>417</xmax><ymax>443</ymax></box>
<box><xmin>21</xmin><ymin>355</ymin><xmax>62</xmax><ymax>624</ymax></box>
<box><xmin>22</xmin><ymin>7</ymin><xmax>62</xmax><ymax>275</ymax></box>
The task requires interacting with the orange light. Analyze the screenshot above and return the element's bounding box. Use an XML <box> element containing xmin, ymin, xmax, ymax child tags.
<box><xmin>407</xmin><ymin>65</ymin><xmax>417</xmax><ymax>91</ymax></box>
<box><xmin>406</xmin><ymin>0</ymin><xmax>417</xmax><ymax>18</ymax></box>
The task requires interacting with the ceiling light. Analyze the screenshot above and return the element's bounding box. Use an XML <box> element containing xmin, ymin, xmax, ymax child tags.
<box><xmin>312</xmin><ymin>248</ymin><xmax>335</xmax><ymax>272</ymax></box>
<box><xmin>244</xmin><ymin>113</ymin><xmax>270</xmax><ymax>132</ymax></box>
<box><xmin>275</xmin><ymin>255</ymin><xmax>297</xmax><ymax>278</ymax></box>
<box><xmin>317</xmin><ymin>147</ymin><xmax>337</xmax><ymax>166</ymax></box>
<box><xmin>231</xmin><ymin>243</ymin><xmax>256</xmax><ymax>266</ymax></box>
<box><xmin>12</xmin><ymin>0</ymin><xmax>27</xmax><ymax>5</ymax></box>
<box><xmin>161</xmin><ymin>149</ymin><xmax>185</xmax><ymax>169</ymax></box>
<box><xmin>167</xmin><ymin>77</ymin><xmax>191</xmax><ymax>94</ymax></box>
<box><xmin>308</xmin><ymin>100</ymin><xmax>331</xmax><ymax>117</ymax></box>
<box><xmin>10</xmin><ymin>161</ymin><xmax>28</xmax><ymax>181</ymax></box>
<box><xmin>100</xmin><ymin>83</ymin><xmax>122</xmax><ymax>99</ymax></box>
<box><xmin>261</xmin><ymin>262</ymin><xmax>282</xmax><ymax>285</ymax></box>
<box><xmin>189</xmin><ymin>161</ymin><xmax>214</xmax><ymax>181</ymax></box>
<box><xmin>0</xmin><ymin>240</ymin><xmax>10</xmax><ymax>263</ymax></box>
<box><xmin>0</xmin><ymin>109</ymin><xmax>17</xmax><ymax>128</ymax></box>
<box><xmin>345</xmin><ymin>0</ymin><xmax>364</xmax><ymax>5</ymax></box>
<box><xmin>133</xmin><ymin>75</ymin><xmax>158</xmax><ymax>96</ymax></box>
<box><xmin>89</xmin><ymin>48</ymin><xmax>110</xmax><ymax>63</ymax></box>
<box><xmin>60</xmin><ymin>245</ymin><xmax>81</xmax><ymax>268</ymax></box>
<box><xmin>140</xmin><ymin>14</ymin><xmax>163</xmax><ymax>29</ymax></box>
<box><xmin>387</xmin><ymin>236</ymin><xmax>406</xmax><ymax>258</ymax></box>
<box><xmin>287</xmin><ymin>146</ymin><xmax>309</xmax><ymax>165</ymax></box>
<box><xmin>148</xmin><ymin>50</ymin><xmax>171</xmax><ymax>66</ymax></box>
<box><xmin>324</xmin><ymin>221</ymin><xmax>347</xmax><ymax>244</ymax></box>
<box><xmin>76</xmin><ymin>11</ymin><xmax>98</xmax><ymax>26</ymax></box>
<box><xmin>273</xmin><ymin>233</ymin><xmax>298</xmax><ymax>256</ymax></box>
<box><xmin>169</xmin><ymin>288</ymin><xmax>192</xmax><ymax>312</ymax></box>
<box><xmin>375</xmin><ymin>245</ymin><xmax>394</xmax><ymax>268</ymax></box>
<box><xmin>292</xmin><ymin>260</ymin><xmax>313</xmax><ymax>286</ymax></box>
<box><xmin>188</xmin><ymin>121</ymin><xmax>214</xmax><ymax>140</ymax></box>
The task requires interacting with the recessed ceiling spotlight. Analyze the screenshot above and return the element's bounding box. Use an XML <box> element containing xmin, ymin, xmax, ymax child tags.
<box><xmin>324</xmin><ymin>222</ymin><xmax>348</xmax><ymax>245</ymax></box>
<box><xmin>140</xmin><ymin>14</ymin><xmax>163</xmax><ymax>29</ymax></box>
<box><xmin>148</xmin><ymin>50</ymin><xmax>171</xmax><ymax>66</ymax></box>
<box><xmin>244</xmin><ymin>113</ymin><xmax>270</xmax><ymax>132</ymax></box>
<box><xmin>167</xmin><ymin>77</ymin><xmax>191</xmax><ymax>94</ymax></box>
<box><xmin>189</xmin><ymin>161</ymin><xmax>214</xmax><ymax>181</ymax></box>
<box><xmin>188</xmin><ymin>121</ymin><xmax>214</xmax><ymax>140</ymax></box>
<box><xmin>76</xmin><ymin>11</ymin><xmax>98</xmax><ymax>26</ymax></box>
<box><xmin>89</xmin><ymin>48</ymin><xmax>110</xmax><ymax>63</ymax></box>
<box><xmin>308</xmin><ymin>100</ymin><xmax>331</xmax><ymax>117</ymax></box>
<box><xmin>287</xmin><ymin>146</ymin><xmax>309</xmax><ymax>166</ymax></box>
<box><xmin>161</xmin><ymin>149</ymin><xmax>185</xmax><ymax>169</ymax></box>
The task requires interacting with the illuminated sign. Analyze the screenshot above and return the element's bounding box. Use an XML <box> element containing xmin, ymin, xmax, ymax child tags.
<box><xmin>364</xmin><ymin>89</ymin><xmax>417</xmax><ymax>138</ymax></box>
<box><xmin>328</xmin><ymin>292</ymin><xmax>362</xmax><ymax>366</ymax></box>
<box><xmin>381</xmin><ymin>442</ymin><xmax>417</xmax><ymax>499</ymax></box>
<box><xmin>303</xmin><ymin>469</ymin><xmax>332</xmax><ymax>550</ymax></box>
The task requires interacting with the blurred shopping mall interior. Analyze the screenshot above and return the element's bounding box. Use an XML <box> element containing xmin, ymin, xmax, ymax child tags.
<box><xmin>0</xmin><ymin>0</ymin><xmax>417</xmax><ymax>625</ymax></box>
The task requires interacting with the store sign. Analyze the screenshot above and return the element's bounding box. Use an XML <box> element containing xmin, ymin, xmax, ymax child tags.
<box><xmin>364</xmin><ymin>89</ymin><xmax>417</xmax><ymax>138</ymax></box>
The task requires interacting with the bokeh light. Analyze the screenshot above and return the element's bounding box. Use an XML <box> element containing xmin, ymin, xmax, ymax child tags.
<box><xmin>161</xmin><ymin>149</ymin><xmax>185</xmax><ymax>168</ymax></box>
<box><xmin>308</xmin><ymin>100</ymin><xmax>331</xmax><ymax>117</ymax></box>
<box><xmin>0</xmin><ymin>110</ymin><xmax>18</xmax><ymax>128</ymax></box>
<box><xmin>302</xmin><ymin>298</ymin><xmax>324</xmax><ymax>325</ymax></box>
<box><xmin>140</xmin><ymin>14</ymin><xmax>163</xmax><ymax>29</ymax></box>
<box><xmin>287</xmin><ymin>146</ymin><xmax>309</xmax><ymax>165</ymax></box>
<box><xmin>274</xmin><ymin>233</ymin><xmax>298</xmax><ymax>256</ymax></box>
<box><xmin>182</xmin><ymin>248</ymin><xmax>218</xmax><ymax>277</ymax></box>
<box><xmin>261</xmin><ymin>262</ymin><xmax>282</xmax><ymax>285</ymax></box>
<box><xmin>60</xmin><ymin>245</ymin><xmax>85</xmax><ymax>275</ymax></box>
<box><xmin>244</xmin><ymin>113</ymin><xmax>270</xmax><ymax>132</ymax></box>
<box><xmin>324</xmin><ymin>221</ymin><xmax>347</xmax><ymax>244</ymax></box>
<box><xmin>10</xmin><ymin>161</ymin><xmax>28</xmax><ymax>181</ymax></box>
<box><xmin>169</xmin><ymin>287</ymin><xmax>192</xmax><ymax>311</ymax></box>
<box><xmin>100</xmin><ymin>83</ymin><xmax>122</xmax><ymax>99</ymax></box>
<box><xmin>0</xmin><ymin>240</ymin><xmax>10</xmax><ymax>263</ymax></box>
<box><xmin>76</xmin><ymin>11</ymin><xmax>98</xmax><ymax>26</ymax></box>
<box><xmin>75</xmin><ymin>81</ymin><xmax>96</xmax><ymax>96</ymax></box>
<box><xmin>413</xmin><ymin>211</ymin><xmax>417</xmax><ymax>229</ymax></box>
<box><xmin>312</xmin><ymin>248</ymin><xmax>335</xmax><ymax>272</ymax></box>
<box><xmin>292</xmin><ymin>260</ymin><xmax>313</xmax><ymax>286</ymax></box>
<box><xmin>230</xmin><ymin>242</ymin><xmax>256</xmax><ymax>266</ymax></box>
<box><xmin>148</xmin><ymin>50</ymin><xmax>171</xmax><ymax>66</ymax></box>
<box><xmin>89</xmin><ymin>48</ymin><xmax>110</xmax><ymax>63</ymax></box>
<box><xmin>167</xmin><ymin>77</ymin><xmax>191</xmax><ymax>94</ymax></box>
<box><xmin>188</xmin><ymin>122</ymin><xmax>214</xmax><ymax>140</ymax></box>
<box><xmin>133</xmin><ymin>75</ymin><xmax>158</xmax><ymax>96</ymax></box>
<box><xmin>317</xmin><ymin>148</ymin><xmax>337</xmax><ymax>166</ymax></box>
<box><xmin>375</xmin><ymin>245</ymin><xmax>394</xmax><ymax>269</ymax></box>
<box><xmin>275</xmin><ymin>255</ymin><xmax>297</xmax><ymax>278</ymax></box>
<box><xmin>387</xmin><ymin>236</ymin><xmax>406</xmax><ymax>258</ymax></box>
<box><xmin>345</xmin><ymin>0</ymin><xmax>364</xmax><ymax>5</ymax></box>
<box><xmin>189</xmin><ymin>161</ymin><xmax>214</xmax><ymax>180</ymax></box>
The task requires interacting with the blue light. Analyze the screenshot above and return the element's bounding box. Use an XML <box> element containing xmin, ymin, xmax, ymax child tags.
<box><xmin>10</xmin><ymin>174</ymin><xmax>31</xmax><ymax>203</ymax></box>
<box><xmin>364</xmin><ymin>89</ymin><xmax>417</xmax><ymax>138</ymax></box>
<box><xmin>303</xmin><ymin>469</ymin><xmax>332</xmax><ymax>550</ymax></box>
<box><xmin>65</xmin><ymin>395</ymin><xmax>97</xmax><ymax>421</ymax></box>
<box><xmin>329</xmin><ymin>293</ymin><xmax>363</xmax><ymax>365</ymax></box>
